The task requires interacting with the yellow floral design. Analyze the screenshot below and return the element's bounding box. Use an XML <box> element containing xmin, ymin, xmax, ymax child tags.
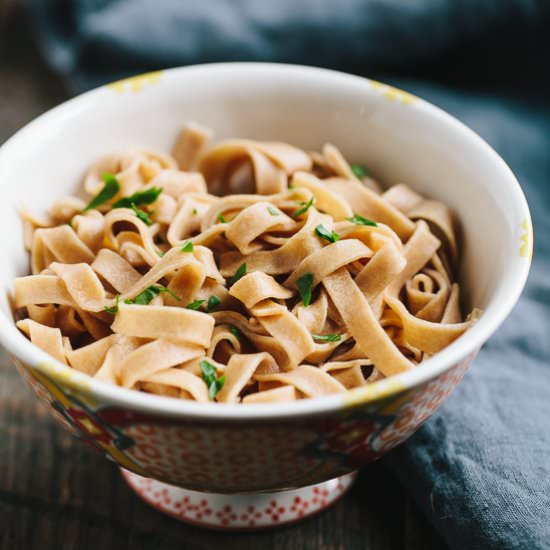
<box><xmin>36</xmin><ymin>360</ymin><xmax>98</xmax><ymax>407</ymax></box>
<box><xmin>342</xmin><ymin>377</ymin><xmax>406</xmax><ymax>408</ymax></box>
<box><xmin>369</xmin><ymin>80</ymin><xmax>418</xmax><ymax>105</ymax></box>
<box><xmin>107</xmin><ymin>71</ymin><xmax>163</xmax><ymax>94</ymax></box>
<box><xmin>519</xmin><ymin>217</ymin><xmax>533</xmax><ymax>259</ymax></box>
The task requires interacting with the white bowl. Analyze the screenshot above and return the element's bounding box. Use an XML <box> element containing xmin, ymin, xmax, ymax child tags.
<box><xmin>0</xmin><ymin>64</ymin><xmax>532</xmax><ymax>527</ymax></box>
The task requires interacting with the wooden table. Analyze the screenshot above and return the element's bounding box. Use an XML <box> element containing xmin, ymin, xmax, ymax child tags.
<box><xmin>0</xmin><ymin>8</ymin><xmax>447</xmax><ymax>549</ymax></box>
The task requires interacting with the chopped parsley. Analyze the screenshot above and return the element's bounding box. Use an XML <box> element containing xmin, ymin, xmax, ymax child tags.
<box><xmin>291</xmin><ymin>196</ymin><xmax>314</xmax><ymax>218</ymax></box>
<box><xmin>351</xmin><ymin>164</ymin><xmax>369</xmax><ymax>179</ymax></box>
<box><xmin>130</xmin><ymin>203</ymin><xmax>152</xmax><ymax>225</ymax></box>
<box><xmin>181</xmin><ymin>241</ymin><xmax>194</xmax><ymax>252</ymax></box>
<box><xmin>207</xmin><ymin>295</ymin><xmax>221</xmax><ymax>312</ymax></box>
<box><xmin>191</xmin><ymin>208</ymin><xmax>198</xmax><ymax>215</ymax></box>
<box><xmin>199</xmin><ymin>359</ymin><xmax>226</xmax><ymax>400</ymax></box>
<box><xmin>104</xmin><ymin>294</ymin><xmax>120</xmax><ymax>314</ymax></box>
<box><xmin>112</xmin><ymin>186</ymin><xmax>163</xmax><ymax>208</ymax></box>
<box><xmin>218</xmin><ymin>212</ymin><xmax>226</xmax><ymax>223</ymax></box>
<box><xmin>347</xmin><ymin>213</ymin><xmax>377</xmax><ymax>227</ymax></box>
<box><xmin>267</xmin><ymin>206</ymin><xmax>280</xmax><ymax>216</ymax></box>
<box><xmin>185</xmin><ymin>296</ymin><xmax>220</xmax><ymax>312</ymax></box>
<box><xmin>83</xmin><ymin>172</ymin><xmax>120</xmax><ymax>211</ymax></box>
<box><xmin>315</xmin><ymin>224</ymin><xmax>339</xmax><ymax>243</ymax></box>
<box><xmin>312</xmin><ymin>333</ymin><xmax>342</xmax><ymax>343</ymax></box>
<box><xmin>125</xmin><ymin>285</ymin><xmax>180</xmax><ymax>305</ymax></box>
<box><xmin>186</xmin><ymin>299</ymin><xmax>205</xmax><ymax>310</ymax></box>
<box><xmin>296</xmin><ymin>272</ymin><xmax>314</xmax><ymax>307</ymax></box>
<box><xmin>229</xmin><ymin>262</ymin><xmax>247</xmax><ymax>286</ymax></box>
<box><xmin>229</xmin><ymin>325</ymin><xmax>241</xmax><ymax>340</ymax></box>
<box><xmin>156</xmin><ymin>250</ymin><xmax>166</xmax><ymax>257</ymax></box>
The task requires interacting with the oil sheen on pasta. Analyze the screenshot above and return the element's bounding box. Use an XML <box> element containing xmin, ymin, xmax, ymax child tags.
<box><xmin>12</xmin><ymin>123</ymin><xmax>479</xmax><ymax>404</ymax></box>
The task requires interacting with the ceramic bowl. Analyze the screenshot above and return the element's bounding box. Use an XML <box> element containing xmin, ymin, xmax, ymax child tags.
<box><xmin>0</xmin><ymin>63</ymin><xmax>532</xmax><ymax>530</ymax></box>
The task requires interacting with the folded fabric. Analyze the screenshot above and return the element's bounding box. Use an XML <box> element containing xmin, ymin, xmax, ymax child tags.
<box><xmin>25</xmin><ymin>1</ymin><xmax>550</xmax><ymax>548</ymax></box>
<box><xmin>27</xmin><ymin>0</ymin><xmax>549</xmax><ymax>92</ymax></box>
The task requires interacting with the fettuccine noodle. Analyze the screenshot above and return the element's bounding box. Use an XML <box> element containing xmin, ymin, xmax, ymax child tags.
<box><xmin>13</xmin><ymin>123</ymin><xmax>479</xmax><ymax>404</ymax></box>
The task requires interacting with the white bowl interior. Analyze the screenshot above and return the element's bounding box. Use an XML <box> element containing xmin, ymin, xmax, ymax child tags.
<box><xmin>0</xmin><ymin>64</ymin><xmax>530</xmax><ymax>417</ymax></box>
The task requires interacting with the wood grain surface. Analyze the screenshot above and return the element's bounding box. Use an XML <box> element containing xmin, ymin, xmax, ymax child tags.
<box><xmin>0</xmin><ymin>7</ymin><xmax>448</xmax><ymax>549</ymax></box>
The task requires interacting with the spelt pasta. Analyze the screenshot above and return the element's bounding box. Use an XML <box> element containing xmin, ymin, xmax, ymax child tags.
<box><xmin>13</xmin><ymin>123</ymin><xmax>479</xmax><ymax>403</ymax></box>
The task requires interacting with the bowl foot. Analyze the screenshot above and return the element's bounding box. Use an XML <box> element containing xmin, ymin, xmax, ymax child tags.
<box><xmin>120</xmin><ymin>468</ymin><xmax>357</xmax><ymax>531</ymax></box>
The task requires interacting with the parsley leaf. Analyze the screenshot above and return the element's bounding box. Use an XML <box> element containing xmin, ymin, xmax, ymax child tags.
<box><xmin>160</xmin><ymin>287</ymin><xmax>181</xmax><ymax>301</ymax></box>
<box><xmin>209</xmin><ymin>376</ymin><xmax>226</xmax><ymax>400</ymax></box>
<box><xmin>296</xmin><ymin>272</ymin><xmax>314</xmax><ymax>307</ymax></box>
<box><xmin>312</xmin><ymin>333</ymin><xmax>342</xmax><ymax>343</ymax></box>
<box><xmin>229</xmin><ymin>262</ymin><xmax>247</xmax><ymax>286</ymax></box>
<box><xmin>130</xmin><ymin>203</ymin><xmax>152</xmax><ymax>225</ymax></box>
<box><xmin>315</xmin><ymin>224</ymin><xmax>339</xmax><ymax>243</ymax></box>
<box><xmin>125</xmin><ymin>288</ymin><xmax>156</xmax><ymax>305</ymax></box>
<box><xmin>200</xmin><ymin>359</ymin><xmax>217</xmax><ymax>381</ymax></box>
<box><xmin>267</xmin><ymin>206</ymin><xmax>280</xmax><ymax>216</ymax></box>
<box><xmin>191</xmin><ymin>208</ymin><xmax>198</xmax><ymax>215</ymax></box>
<box><xmin>218</xmin><ymin>212</ymin><xmax>226</xmax><ymax>223</ymax></box>
<box><xmin>291</xmin><ymin>196</ymin><xmax>314</xmax><ymax>218</ymax></box>
<box><xmin>229</xmin><ymin>325</ymin><xmax>241</xmax><ymax>340</ymax></box>
<box><xmin>199</xmin><ymin>359</ymin><xmax>225</xmax><ymax>400</ymax></box>
<box><xmin>351</xmin><ymin>164</ymin><xmax>369</xmax><ymax>179</ymax></box>
<box><xmin>156</xmin><ymin>250</ymin><xmax>166</xmax><ymax>257</ymax></box>
<box><xmin>104</xmin><ymin>295</ymin><xmax>120</xmax><ymax>314</ymax></box>
<box><xmin>207</xmin><ymin>295</ymin><xmax>221</xmax><ymax>312</ymax></box>
<box><xmin>347</xmin><ymin>214</ymin><xmax>377</xmax><ymax>227</ymax></box>
<box><xmin>186</xmin><ymin>299</ymin><xmax>205</xmax><ymax>310</ymax></box>
<box><xmin>125</xmin><ymin>285</ymin><xmax>180</xmax><ymax>305</ymax></box>
<box><xmin>181</xmin><ymin>241</ymin><xmax>194</xmax><ymax>252</ymax></box>
<box><xmin>112</xmin><ymin>187</ymin><xmax>163</xmax><ymax>208</ymax></box>
<box><xmin>83</xmin><ymin>172</ymin><xmax>120</xmax><ymax>211</ymax></box>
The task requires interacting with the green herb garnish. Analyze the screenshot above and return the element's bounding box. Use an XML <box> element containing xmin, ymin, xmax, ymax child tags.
<box><xmin>104</xmin><ymin>294</ymin><xmax>120</xmax><ymax>314</ymax></box>
<box><xmin>291</xmin><ymin>196</ymin><xmax>314</xmax><ymax>218</ymax></box>
<box><xmin>351</xmin><ymin>164</ymin><xmax>369</xmax><ymax>179</ymax></box>
<box><xmin>218</xmin><ymin>212</ymin><xmax>226</xmax><ymax>223</ymax></box>
<box><xmin>181</xmin><ymin>241</ymin><xmax>194</xmax><ymax>252</ymax></box>
<box><xmin>267</xmin><ymin>206</ymin><xmax>280</xmax><ymax>216</ymax></box>
<box><xmin>186</xmin><ymin>299</ymin><xmax>205</xmax><ymax>310</ymax></box>
<box><xmin>191</xmin><ymin>208</ymin><xmax>198</xmax><ymax>215</ymax></box>
<box><xmin>207</xmin><ymin>295</ymin><xmax>221</xmax><ymax>312</ymax></box>
<box><xmin>83</xmin><ymin>172</ymin><xmax>120</xmax><ymax>211</ymax></box>
<box><xmin>199</xmin><ymin>359</ymin><xmax>226</xmax><ymax>400</ymax></box>
<box><xmin>125</xmin><ymin>285</ymin><xmax>180</xmax><ymax>305</ymax></box>
<box><xmin>347</xmin><ymin>214</ymin><xmax>377</xmax><ymax>227</ymax></box>
<box><xmin>296</xmin><ymin>272</ymin><xmax>314</xmax><ymax>307</ymax></box>
<box><xmin>229</xmin><ymin>325</ymin><xmax>241</xmax><ymax>340</ymax></box>
<box><xmin>112</xmin><ymin>187</ymin><xmax>163</xmax><ymax>208</ymax></box>
<box><xmin>315</xmin><ymin>224</ymin><xmax>339</xmax><ymax>243</ymax></box>
<box><xmin>312</xmin><ymin>333</ymin><xmax>342</xmax><ymax>343</ymax></box>
<box><xmin>229</xmin><ymin>262</ymin><xmax>247</xmax><ymax>286</ymax></box>
<box><xmin>156</xmin><ymin>250</ymin><xmax>166</xmax><ymax>257</ymax></box>
<box><xmin>130</xmin><ymin>203</ymin><xmax>152</xmax><ymax>225</ymax></box>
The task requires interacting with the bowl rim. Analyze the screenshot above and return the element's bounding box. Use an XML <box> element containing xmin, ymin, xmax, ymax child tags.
<box><xmin>0</xmin><ymin>62</ymin><xmax>533</xmax><ymax>421</ymax></box>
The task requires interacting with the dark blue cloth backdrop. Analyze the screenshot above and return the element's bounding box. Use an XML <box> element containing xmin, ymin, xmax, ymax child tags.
<box><xmin>25</xmin><ymin>1</ymin><xmax>550</xmax><ymax>548</ymax></box>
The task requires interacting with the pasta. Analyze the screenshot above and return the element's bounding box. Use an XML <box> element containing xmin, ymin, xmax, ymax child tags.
<box><xmin>13</xmin><ymin>123</ymin><xmax>479</xmax><ymax>404</ymax></box>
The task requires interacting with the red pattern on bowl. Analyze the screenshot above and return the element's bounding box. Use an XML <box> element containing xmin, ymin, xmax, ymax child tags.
<box><xmin>13</xmin><ymin>352</ymin><xmax>475</xmax><ymax>493</ymax></box>
<box><xmin>121</xmin><ymin>468</ymin><xmax>356</xmax><ymax>530</ymax></box>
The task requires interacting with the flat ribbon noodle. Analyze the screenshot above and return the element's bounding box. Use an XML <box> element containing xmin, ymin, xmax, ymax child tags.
<box><xmin>255</xmin><ymin>365</ymin><xmax>346</xmax><ymax>397</ymax></box>
<box><xmin>112</xmin><ymin>304</ymin><xmax>214</xmax><ymax>347</ymax></box>
<box><xmin>120</xmin><ymin>339</ymin><xmax>204</xmax><ymax>388</ymax></box>
<box><xmin>16</xmin><ymin>319</ymin><xmax>67</xmax><ymax>364</ymax></box>
<box><xmin>172</xmin><ymin>122</ymin><xmax>213</xmax><ymax>170</ymax></box>
<box><xmin>217</xmin><ymin>352</ymin><xmax>278</xmax><ymax>403</ymax></box>
<box><xmin>324</xmin><ymin>268</ymin><xmax>413</xmax><ymax>376</ymax></box>
<box><xmin>31</xmin><ymin>225</ymin><xmax>94</xmax><ymax>274</ymax></box>
<box><xmin>385</xmin><ymin>295</ymin><xmax>473</xmax><ymax>354</ymax></box>
<box><xmin>13</xmin><ymin>127</ymin><xmax>478</xmax><ymax>404</ymax></box>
